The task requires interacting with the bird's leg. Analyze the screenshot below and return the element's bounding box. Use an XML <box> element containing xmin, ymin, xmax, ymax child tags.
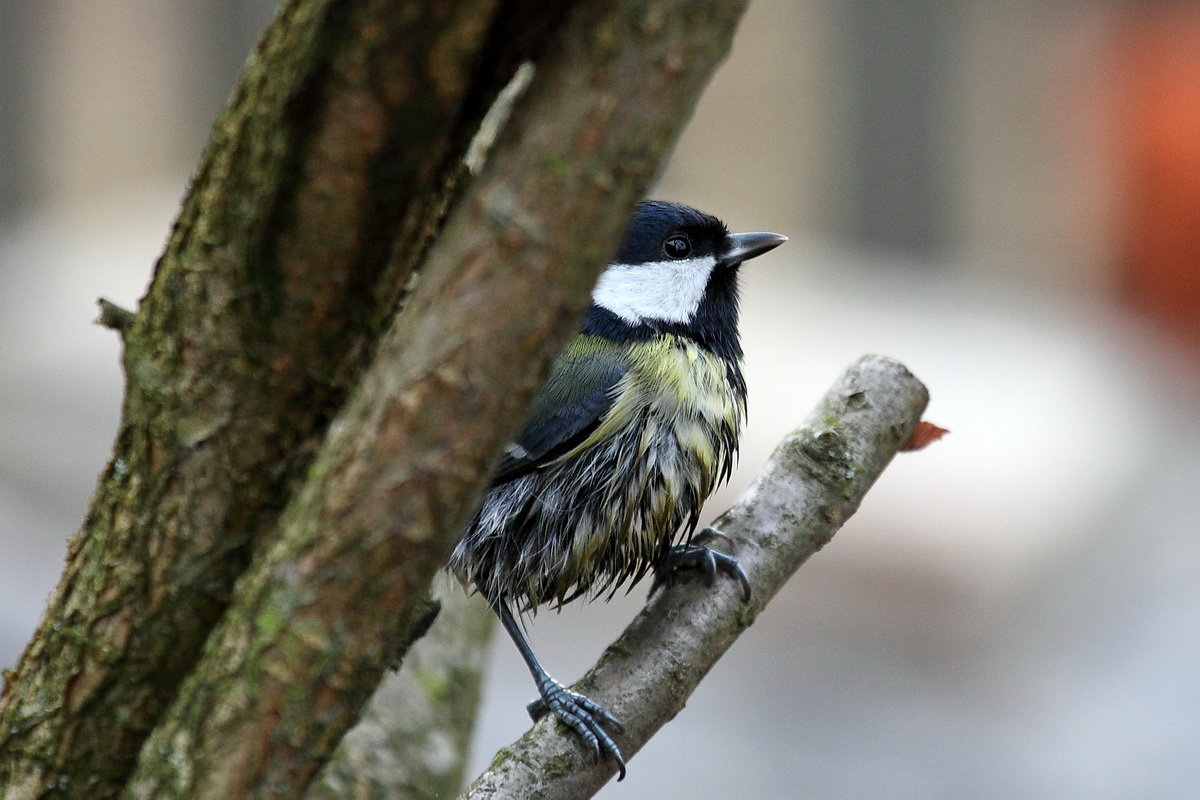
<box><xmin>649</xmin><ymin>526</ymin><xmax>752</xmax><ymax>601</ymax></box>
<box><xmin>493</xmin><ymin>601</ymin><xmax>627</xmax><ymax>780</ymax></box>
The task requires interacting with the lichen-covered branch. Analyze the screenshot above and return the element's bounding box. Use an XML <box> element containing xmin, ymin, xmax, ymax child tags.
<box><xmin>116</xmin><ymin>2</ymin><xmax>751</xmax><ymax>799</ymax></box>
<box><xmin>461</xmin><ymin>355</ymin><xmax>930</xmax><ymax>799</ymax></box>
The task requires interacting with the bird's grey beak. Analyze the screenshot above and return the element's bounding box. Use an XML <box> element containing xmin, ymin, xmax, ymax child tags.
<box><xmin>721</xmin><ymin>231</ymin><xmax>788</xmax><ymax>265</ymax></box>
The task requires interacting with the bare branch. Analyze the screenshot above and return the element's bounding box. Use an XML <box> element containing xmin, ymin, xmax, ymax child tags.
<box><xmin>461</xmin><ymin>355</ymin><xmax>930</xmax><ymax>799</ymax></box>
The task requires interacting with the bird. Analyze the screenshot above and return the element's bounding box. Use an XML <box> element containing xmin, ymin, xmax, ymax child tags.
<box><xmin>448</xmin><ymin>200</ymin><xmax>787</xmax><ymax>778</ymax></box>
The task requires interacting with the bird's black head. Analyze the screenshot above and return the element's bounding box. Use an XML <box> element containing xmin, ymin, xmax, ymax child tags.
<box><xmin>583</xmin><ymin>200</ymin><xmax>787</xmax><ymax>360</ymax></box>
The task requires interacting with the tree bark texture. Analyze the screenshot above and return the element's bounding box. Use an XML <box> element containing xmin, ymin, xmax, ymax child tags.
<box><xmin>305</xmin><ymin>586</ymin><xmax>494</xmax><ymax>800</ymax></box>
<box><xmin>0</xmin><ymin>2</ymin><xmax>568</xmax><ymax>797</ymax></box>
<box><xmin>0</xmin><ymin>1</ymin><xmax>752</xmax><ymax>799</ymax></box>
<box><xmin>118</xmin><ymin>1</ymin><xmax>751</xmax><ymax>794</ymax></box>
<box><xmin>461</xmin><ymin>355</ymin><xmax>930</xmax><ymax>799</ymax></box>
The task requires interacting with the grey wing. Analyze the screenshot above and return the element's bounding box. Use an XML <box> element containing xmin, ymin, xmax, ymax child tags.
<box><xmin>491</xmin><ymin>341</ymin><xmax>627</xmax><ymax>486</ymax></box>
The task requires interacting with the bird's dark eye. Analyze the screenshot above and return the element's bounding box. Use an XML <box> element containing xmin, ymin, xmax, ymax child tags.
<box><xmin>663</xmin><ymin>234</ymin><xmax>692</xmax><ymax>259</ymax></box>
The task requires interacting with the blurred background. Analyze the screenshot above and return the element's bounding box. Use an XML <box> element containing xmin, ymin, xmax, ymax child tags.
<box><xmin>2</xmin><ymin>1</ymin><xmax>1198</xmax><ymax>797</ymax></box>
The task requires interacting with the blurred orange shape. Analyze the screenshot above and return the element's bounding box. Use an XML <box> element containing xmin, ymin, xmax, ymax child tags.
<box><xmin>901</xmin><ymin>420</ymin><xmax>949</xmax><ymax>452</ymax></box>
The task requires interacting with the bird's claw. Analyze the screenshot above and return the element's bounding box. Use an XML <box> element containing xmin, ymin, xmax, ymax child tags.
<box><xmin>694</xmin><ymin>527</ymin><xmax>735</xmax><ymax>549</ymax></box>
<box><xmin>649</xmin><ymin>527</ymin><xmax>752</xmax><ymax>601</ymax></box>
<box><xmin>527</xmin><ymin>679</ymin><xmax>626</xmax><ymax>780</ymax></box>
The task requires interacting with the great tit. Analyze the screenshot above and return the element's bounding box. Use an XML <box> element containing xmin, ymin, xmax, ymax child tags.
<box><xmin>449</xmin><ymin>200</ymin><xmax>787</xmax><ymax>777</ymax></box>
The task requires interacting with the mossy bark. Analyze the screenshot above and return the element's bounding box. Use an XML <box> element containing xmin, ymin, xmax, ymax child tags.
<box><xmin>0</xmin><ymin>1</ymin><xmax>563</xmax><ymax>797</ymax></box>
<box><xmin>0</xmin><ymin>0</ymin><xmax>751</xmax><ymax>798</ymax></box>
<box><xmin>306</xmin><ymin>587</ymin><xmax>494</xmax><ymax>800</ymax></box>
<box><xmin>119</xmin><ymin>2</ymin><xmax>751</xmax><ymax>796</ymax></box>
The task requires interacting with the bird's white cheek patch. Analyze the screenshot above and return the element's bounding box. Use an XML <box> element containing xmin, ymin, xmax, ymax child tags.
<box><xmin>591</xmin><ymin>257</ymin><xmax>716</xmax><ymax>324</ymax></box>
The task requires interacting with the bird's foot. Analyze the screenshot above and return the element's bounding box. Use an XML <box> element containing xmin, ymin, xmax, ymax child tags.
<box><xmin>527</xmin><ymin>679</ymin><xmax>626</xmax><ymax>780</ymax></box>
<box><xmin>649</xmin><ymin>527</ymin><xmax>752</xmax><ymax>601</ymax></box>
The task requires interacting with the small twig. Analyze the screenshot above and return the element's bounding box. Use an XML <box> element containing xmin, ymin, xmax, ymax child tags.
<box><xmin>460</xmin><ymin>354</ymin><xmax>930</xmax><ymax>799</ymax></box>
<box><xmin>94</xmin><ymin>298</ymin><xmax>136</xmax><ymax>335</ymax></box>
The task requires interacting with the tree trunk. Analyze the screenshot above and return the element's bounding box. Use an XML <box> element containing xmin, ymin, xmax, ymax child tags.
<box><xmin>306</xmin><ymin>586</ymin><xmax>495</xmax><ymax>800</ymax></box>
<box><xmin>0</xmin><ymin>1</ymin><xmax>750</xmax><ymax>798</ymax></box>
